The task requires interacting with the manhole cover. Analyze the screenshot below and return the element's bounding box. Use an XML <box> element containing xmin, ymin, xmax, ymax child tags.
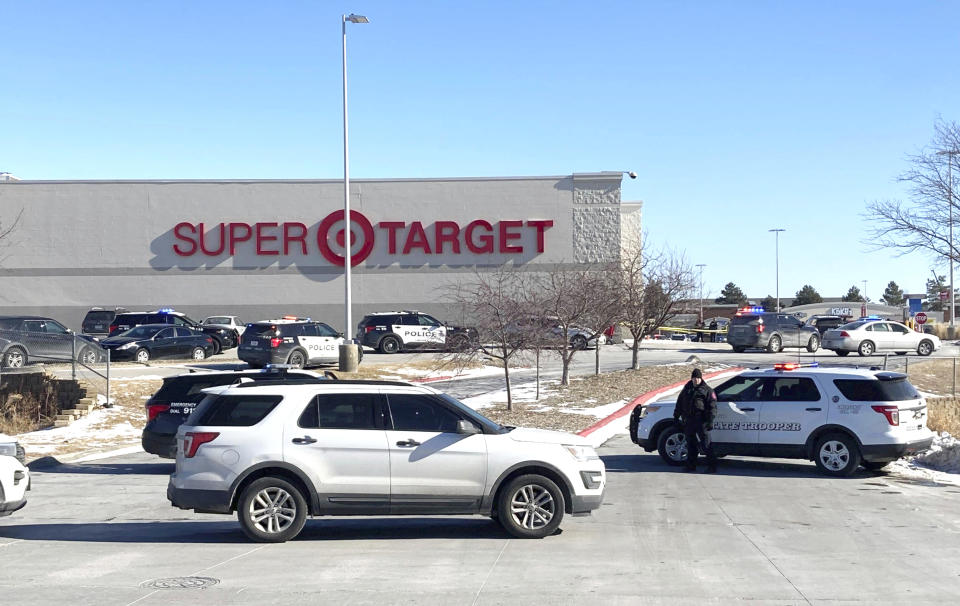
<box><xmin>140</xmin><ymin>576</ymin><xmax>220</xmax><ymax>590</ymax></box>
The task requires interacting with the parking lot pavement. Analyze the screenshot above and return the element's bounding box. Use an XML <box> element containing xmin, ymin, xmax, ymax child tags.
<box><xmin>3</xmin><ymin>437</ymin><xmax>960</xmax><ymax>604</ymax></box>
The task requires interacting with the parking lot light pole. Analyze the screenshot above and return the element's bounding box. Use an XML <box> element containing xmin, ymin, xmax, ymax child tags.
<box><xmin>341</xmin><ymin>13</ymin><xmax>368</xmax><ymax>369</ymax></box>
<box><xmin>769</xmin><ymin>228</ymin><xmax>785</xmax><ymax>311</ymax></box>
<box><xmin>938</xmin><ymin>149</ymin><xmax>958</xmax><ymax>338</ymax></box>
<box><xmin>696</xmin><ymin>264</ymin><xmax>706</xmax><ymax>323</ymax></box>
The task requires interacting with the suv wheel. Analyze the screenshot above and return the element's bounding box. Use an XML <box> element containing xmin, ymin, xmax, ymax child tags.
<box><xmin>191</xmin><ymin>347</ymin><xmax>207</xmax><ymax>361</ymax></box>
<box><xmin>135</xmin><ymin>348</ymin><xmax>150</xmax><ymax>364</ymax></box>
<box><xmin>497</xmin><ymin>474</ymin><xmax>565</xmax><ymax>539</ymax></box>
<box><xmin>79</xmin><ymin>347</ymin><xmax>99</xmax><ymax>365</ymax></box>
<box><xmin>287</xmin><ymin>350</ymin><xmax>306</xmax><ymax>369</ymax></box>
<box><xmin>814</xmin><ymin>433</ymin><xmax>861</xmax><ymax>477</ymax></box>
<box><xmin>806</xmin><ymin>335</ymin><xmax>820</xmax><ymax>353</ymax></box>
<box><xmin>2</xmin><ymin>347</ymin><xmax>26</xmax><ymax>368</ymax></box>
<box><xmin>835</xmin><ymin>350</ymin><xmax>850</xmax><ymax>357</ymax></box>
<box><xmin>657</xmin><ymin>425</ymin><xmax>687</xmax><ymax>466</ymax></box>
<box><xmin>379</xmin><ymin>336</ymin><xmax>401</xmax><ymax>354</ymax></box>
<box><xmin>731</xmin><ymin>346</ymin><xmax>745</xmax><ymax>353</ymax></box>
<box><xmin>857</xmin><ymin>340</ymin><xmax>875</xmax><ymax>356</ymax></box>
<box><xmin>210</xmin><ymin>338</ymin><xmax>222</xmax><ymax>355</ymax></box>
<box><xmin>571</xmin><ymin>335</ymin><xmax>588</xmax><ymax>350</ymax></box>
<box><xmin>917</xmin><ymin>340</ymin><xmax>934</xmax><ymax>356</ymax></box>
<box><xmin>237</xmin><ymin>477</ymin><xmax>308</xmax><ymax>543</ymax></box>
<box><xmin>767</xmin><ymin>335</ymin><xmax>782</xmax><ymax>353</ymax></box>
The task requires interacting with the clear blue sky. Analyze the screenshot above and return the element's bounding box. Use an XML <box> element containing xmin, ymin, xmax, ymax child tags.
<box><xmin>3</xmin><ymin>1</ymin><xmax>959</xmax><ymax>301</ymax></box>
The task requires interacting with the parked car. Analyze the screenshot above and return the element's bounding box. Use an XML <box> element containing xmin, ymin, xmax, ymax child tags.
<box><xmin>100</xmin><ymin>324</ymin><xmax>216</xmax><ymax>363</ymax></box>
<box><xmin>0</xmin><ymin>316</ymin><xmax>103</xmax><ymax>368</ymax></box>
<box><xmin>822</xmin><ymin>319</ymin><xmax>940</xmax><ymax>357</ymax></box>
<box><xmin>804</xmin><ymin>315</ymin><xmax>846</xmax><ymax>336</ymax></box>
<box><xmin>142</xmin><ymin>366</ymin><xmax>332</xmax><ymax>458</ymax></box>
<box><xmin>629</xmin><ymin>363</ymin><xmax>933</xmax><ymax>476</ymax></box>
<box><xmin>240</xmin><ymin>317</ymin><xmax>357</xmax><ymax>368</ymax></box>
<box><xmin>0</xmin><ymin>433</ymin><xmax>28</xmax><ymax>516</ymax></box>
<box><xmin>727</xmin><ymin>308</ymin><xmax>820</xmax><ymax>353</ymax></box>
<box><xmin>168</xmin><ymin>380</ymin><xmax>606</xmax><ymax>542</ymax></box>
<box><xmin>109</xmin><ymin>309</ymin><xmax>238</xmax><ymax>354</ymax></box>
<box><xmin>506</xmin><ymin>316</ymin><xmax>606</xmax><ymax>350</ymax></box>
<box><xmin>203</xmin><ymin>315</ymin><xmax>245</xmax><ymax>336</ymax></box>
<box><xmin>356</xmin><ymin>311</ymin><xmax>478</xmax><ymax>354</ymax></box>
<box><xmin>81</xmin><ymin>307</ymin><xmax>128</xmax><ymax>337</ymax></box>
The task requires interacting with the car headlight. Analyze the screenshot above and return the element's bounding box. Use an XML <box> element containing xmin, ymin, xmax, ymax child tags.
<box><xmin>119</xmin><ymin>342</ymin><xmax>138</xmax><ymax>350</ymax></box>
<box><xmin>563</xmin><ymin>444</ymin><xmax>599</xmax><ymax>462</ymax></box>
<box><xmin>0</xmin><ymin>442</ymin><xmax>17</xmax><ymax>457</ymax></box>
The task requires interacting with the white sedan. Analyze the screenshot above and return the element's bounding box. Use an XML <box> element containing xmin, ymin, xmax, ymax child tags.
<box><xmin>202</xmin><ymin>315</ymin><xmax>245</xmax><ymax>336</ymax></box>
<box><xmin>822</xmin><ymin>319</ymin><xmax>940</xmax><ymax>357</ymax></box>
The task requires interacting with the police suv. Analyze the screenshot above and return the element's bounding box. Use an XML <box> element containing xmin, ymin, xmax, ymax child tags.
<box><xmin>239</xmin><ymin>317</ymin><xmax>358</xmax><ymax>369</ymax></box>
<box><xmin>356</xmin><ymin>311</ymin><xmax>478</xmax><ymax>354</ymax></box>
<box><xmin>629</xmin><ymin>363</ymin><xmax>934</xmax><ymax>476</ymax></box>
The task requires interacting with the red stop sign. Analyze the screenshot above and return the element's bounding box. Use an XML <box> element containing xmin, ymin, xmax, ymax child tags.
<box><xmin>916</xmin><ymin>312</ymin><xmax>927</xmax><ymax>324</ymax></box>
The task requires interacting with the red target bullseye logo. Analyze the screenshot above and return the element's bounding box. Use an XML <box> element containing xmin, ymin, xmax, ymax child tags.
<box><xmin>317</xmin><ymin>209</ymin><xmax>375</xmax><ymax>267</ymax></box>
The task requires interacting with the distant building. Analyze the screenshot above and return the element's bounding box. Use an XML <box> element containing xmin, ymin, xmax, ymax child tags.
<box><xmin>0</xmin><ymin>172</ymin><xmax>20</xmax><ymax>182</ymax></box>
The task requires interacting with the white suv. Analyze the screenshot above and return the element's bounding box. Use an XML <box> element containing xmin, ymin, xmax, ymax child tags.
<box><xmin>167</xmin><ymin>381</ymin><xmax>605</xmax><ymax>542</ymax></box>
<box><xmin>0</xmin><ymin>434</ymin><xmax>29</xmax><ymax>516</ymax></box>
<box><xmin>629</xmin><ymin>364</ymin><xmax>934</xmax><ymax>476</ymax></box>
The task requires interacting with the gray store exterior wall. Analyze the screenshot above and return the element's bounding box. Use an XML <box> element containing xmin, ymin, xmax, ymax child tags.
<box><xmin>0</xmin><ymin>172</ymin><xmax>628</xmax><ymax>332</ymax></box>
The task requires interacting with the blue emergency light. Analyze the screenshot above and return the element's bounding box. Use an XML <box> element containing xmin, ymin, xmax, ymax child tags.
<box><xmin>157</xmin><ymin>307</ymin><xmax>175</xmax><ymax>313</ymax></box>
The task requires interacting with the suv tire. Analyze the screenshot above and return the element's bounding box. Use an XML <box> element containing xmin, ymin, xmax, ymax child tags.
<box><xmin>79</xmin><ymin>347</ymin><xmax>99</xmax><ymax>365</ymax></box>
<box><xmin>767</xmin><ymin>335</ymin><xmax>782</xmax><ymax>353</ymax></box>
<box><xmin>571</xmin><ymin>335</ymin><xmax>588</xmax><ymax>350</ymax></box>
<box><xmin>287</xmin><ymin>350</ymin><xmax>307</xmax><ymax>369</ymax></box>
<box><xmin>814</xmin><ymin>432</ymin><xmax>861</xmax><ymax>477</ymax></box>
<box><xmin>237</xmin><ymin>477</ymin><xmax>308</xmax><ymax>543</ymax></box>
<box><xmin>917</xmin><ymin>340</ymin><xmax>934</xmax><ymax>356</ymax></box>
<box><xmin>379</xmin><ymin>336</ymin><xmax>401</xmax><ymax>354</ymax></box>
<box><xmin>657</xmin><ymin>424</ymin><xmax>687</xmax><ymax>466</ymax></box>
<box><xmin>497</xmin><ymin>474</ymin><xmax>565</xmax><ymax>539</ymax></box>
<box><xmin>210</xmin><ymin>338</ymin><xmax>222</xmax><ymax>355</ymax></box>
<box><xmin>2</xmin><ymin>347</ymin><xmax>26</xmax><ymax>368</ymax></box>
<box><xmin>191</xmin><ymin>347</ymin><xmax>207</xmax><ymax>361</ymax></box>
<box><xmin>135</xmin><ymin>348</ymin><xmax>150</xmax><ymax>364</ymax></box>
<box><xmin>806</xmin><ymin>335</ymin><xmax>820</xmax><ymax>353</ymax></box>
<box><xmin>857</xmin><ymin>341</ymin><xmax>875</xmax><ymax>356</ymax></box>
<box><xmin>835</xmin><ymin>350</ymin><xmax>850</xmax><ymax>357</ymax></box>
<box><xmin>732</xmin><ymin>346</ymin><xmax>745</xmax><ymax>353</ymax></box>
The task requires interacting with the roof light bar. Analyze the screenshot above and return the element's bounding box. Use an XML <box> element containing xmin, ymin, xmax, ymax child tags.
<box><xmin>773</xmin><ymin>362</ymin><xmax>820</xmax><ymax>371</ymax></box>
<box><xmin>735</xmin><ymin>306</ymin><xmax>765</xmax><ymax>316</ymax></box>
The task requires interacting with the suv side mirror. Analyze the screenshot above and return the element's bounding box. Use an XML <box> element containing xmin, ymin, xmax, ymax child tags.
<box><xmin>456</xmin><ymin>419</ymin><xmax>480</xmax><ymax>435</ymax></box>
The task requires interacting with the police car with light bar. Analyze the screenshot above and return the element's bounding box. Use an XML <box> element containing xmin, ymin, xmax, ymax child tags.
<box><xmin>629</xmin><ymin>363</ymin><xmax>934</xmax><ymax>476</ymax></box>
<box><xmin>356</xmin><ymin>311</ymin><xmax>478</xmax><ymax>354</ymax></box>
<box><xmin>239</xmin><ymin>317</ymin><xmax>359</xmax><ymax>369</ymax></box>
<box><xmin>727</xmin><ymin>306</ymin><xmax>821</xmax><ymax>353</ymax></box>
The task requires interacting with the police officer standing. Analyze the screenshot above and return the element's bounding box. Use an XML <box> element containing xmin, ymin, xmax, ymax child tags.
<box><xmin>674</xmin><ymin>368</ymin><xmax>718</xmax><ymax>473</ymax></box>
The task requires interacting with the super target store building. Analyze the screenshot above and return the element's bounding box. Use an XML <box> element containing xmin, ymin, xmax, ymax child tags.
<box><xmin>0</xmin><ymin>173</ymin><xmax>639</xmax><ymax>332</ymax></box>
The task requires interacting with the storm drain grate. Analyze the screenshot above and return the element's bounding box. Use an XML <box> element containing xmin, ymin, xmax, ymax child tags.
<box><xmin>140</xmin><ymin>576</ymin><xmax>220</xmax><ymax>590</ymax></box>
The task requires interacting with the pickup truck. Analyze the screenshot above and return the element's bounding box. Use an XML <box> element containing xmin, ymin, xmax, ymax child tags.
<box><xmin>0</xmin><ymin>316</ymin><xmax>103</xmax><ymax>368</ymax></box>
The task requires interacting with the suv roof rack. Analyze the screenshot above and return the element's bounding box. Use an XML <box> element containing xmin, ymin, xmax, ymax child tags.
<box><xmin>233</xmin><ymin>379</ymin><xmax>414</xmax><ymax>388</ymax></box>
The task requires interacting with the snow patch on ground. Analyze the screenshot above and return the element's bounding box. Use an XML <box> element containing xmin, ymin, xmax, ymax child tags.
<box><xmin>17</xmin><ymin>406</ymin><xmax>141</xmax><ymax>455</ymax></box>
<box><xmin>888</xmin><ymin>432</ymin><xmax>960</xmax><ymax>484</ymax></box>
<box><xmin>383</xmin><ymin>365</ymin><xmax>506</xmax><ymax>382</ymax></box>
<box><xmin>461</xmin><ymin>381</ymin><xmax>560</xmax><ymax>410</ymax></box>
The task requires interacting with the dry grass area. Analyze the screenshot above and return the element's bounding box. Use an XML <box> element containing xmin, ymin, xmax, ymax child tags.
<box><xmin>480</xmin><ymin>364</ymin><xmax>703</xmax><ymax>434</ymax></box>
<box><xmin>892</xmin><ymin>357</ymin><xmax>960</xmax><ymax>435</ymax></box>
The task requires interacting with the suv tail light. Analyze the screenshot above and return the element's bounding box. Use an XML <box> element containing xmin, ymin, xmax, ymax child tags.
<box><xmin>109</xmin><ymin>324</ymin><xmax>117</xmax><ymax>334</ymax></box>
<box><xmin>147</xmin><ymin>403</ymin><xmax>170</xmax><ymax>421</ymax></box>
<box><xmin>183</xmin><ymin>431</ymin><xmax>220</xmax><ymax>457</ymax></box>
<box><xmin>364</xmin><ymin>325</ymin><xmax>377</xmax><ymax>333</ymax></box>
<box><xmin>270</xmin><ymin>337</ymin><xmax>283</xmax><ymax>348</ymax></box>
<box><xmin>757</xmin><ymin>324</ymin><xmax>764</xmax><ymax>333</ymax></box>
<box><xmin>871</xmin><ymin>405</ymin><xmax>900</xmax><ymax>426</ymax></box>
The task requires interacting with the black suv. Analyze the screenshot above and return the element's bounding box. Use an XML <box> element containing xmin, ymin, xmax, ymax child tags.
<box><xmin>0</xmin><ymin>316</ymin><xmax>103</xmax><ymax>367</ymax></box>
<box><xmin>109</xmin><ymin>310</ymin><xmax>238</xmax><ymax>354</ymax></box>
<box><xmin>805</xmin><ymin>315</ymin><xmax>846</xmax><ymax>335</ymax></box>
<box><xmin>142</xmin><ymin>367</ymin><xmax>333</xmax><ymax>457</ymax></box>
<box><xmin>239</xmin><ymin>317</ymin><xmax>357</xmax><ymax>368</ymax></box>
<box><xmin>81</xmin><ymin>307</ymin><xmax>128</xmax><ymax>337</ymax></box>
<box><xmin>727</xmin><ymin>309</ymin><xmax>821</xmax><ymax>353</ymax></box>
<box><xmin>356</xmin><ymin>311</ymin><xmax>478</xmax><ymax>354</ymax></box>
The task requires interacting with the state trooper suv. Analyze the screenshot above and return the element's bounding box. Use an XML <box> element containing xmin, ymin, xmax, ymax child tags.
<box><xmin>168</xmin><ymin>380</ymin><xmax>605</xmax><ymax>542</ymax></box>
<box><xmin>239</xmin><ymin>317</ymin><xmax>360</xmax><ymax>369</ymax></box>
<box><xmin>629</xmin><ymin>364</ymin><xmax>934</xmax><ymax>476</ymax></box>
<box><xmin>356</xmin><ymin>311</ymin><xmax>478</xmax><ymax>354</ymax></box>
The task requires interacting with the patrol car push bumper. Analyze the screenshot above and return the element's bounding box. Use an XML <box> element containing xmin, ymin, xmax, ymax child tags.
<box><xmin>860</xmin><ymin>435</ymin><xmax>934</xmax><ymax>462</ymax></box>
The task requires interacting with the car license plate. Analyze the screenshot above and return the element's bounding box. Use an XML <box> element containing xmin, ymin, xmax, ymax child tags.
<box><xmin>250</xmin><ymin>340</ymin><xmax>258</xmax><ymax>346</ymax></box>
<box><xmin>94</xmin><ymin>324</ymin><xmax>104</xmax><ymax>330</ymax></box>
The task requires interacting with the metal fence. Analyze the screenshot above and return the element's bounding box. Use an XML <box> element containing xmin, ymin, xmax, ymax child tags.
<box><xmin>0</xmin><ymin>332</ymin><xmax>112</xmax><ymax>406</ymax></box>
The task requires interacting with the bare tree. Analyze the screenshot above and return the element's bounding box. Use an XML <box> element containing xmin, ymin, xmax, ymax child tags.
<box><xmin>445</xmin><ymin>268</ymin><xmax>530</xmax><ymax>409</ymax></box>
<box><xmin>865</xmin><ymin>119</ymin><xmax>960</xmax><ymax>264</ymax></box>
<box><xmin>0</xmin><ymin>209</ymin><xmax>23</xmax><ymax>265</ymax></box>
<box><xmin>619</xmin><ymin>229</ymin><xmax>697</xmax><ymax>370</ymax></box>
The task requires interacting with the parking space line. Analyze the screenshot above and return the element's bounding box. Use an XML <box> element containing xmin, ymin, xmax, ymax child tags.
<box><xmin>124</xmin><ymin>590</ymin><xmax>158</xmax><ymax>606</ymax></box>
<box><xmin>471</xmin><ymin>539</ymin><xmax>509</xmax><ymax>606</ymax></box>
<box><xmin>190</xmin><ymin>545</ymin><xmax>269</xmax><ymax>576</ymax></box>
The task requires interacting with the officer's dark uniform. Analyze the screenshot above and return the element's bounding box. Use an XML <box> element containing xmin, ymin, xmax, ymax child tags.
<box><xmin>674</xmin><ymin>368</ymin><xmax>718</xmax><ymax>472</ymax></box>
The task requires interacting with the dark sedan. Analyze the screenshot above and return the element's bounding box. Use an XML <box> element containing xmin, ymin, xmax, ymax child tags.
<box><xmin>100</xmin><ymin>324</ymin><xmax>215</xmax><ymax>363</ymax></box>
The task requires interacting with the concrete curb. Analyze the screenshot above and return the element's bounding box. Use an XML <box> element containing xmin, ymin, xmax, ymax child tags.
<box><xmin>577</xmin><ymin>368</ymin><xmax>744</xmax><ymax>443</ymax></box>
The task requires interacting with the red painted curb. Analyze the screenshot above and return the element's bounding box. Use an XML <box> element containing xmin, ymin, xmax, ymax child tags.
<box><xmin>577</xmin><ymin>368</ymin><xmax>743</xmax><ymax>437</ymax></box>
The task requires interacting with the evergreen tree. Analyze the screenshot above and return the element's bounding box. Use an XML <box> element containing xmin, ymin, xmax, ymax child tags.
<box><xmin>926</xmin><ymin>275</ymin><xmax>946</xmax><ymax>311</ymax></box>
<box><xmin>715</xmin><ymin>282</ymin><xmax>748</xmax><ymax>305</ymax></box>
<box><xmin>792</xmin><ymin>284</ymin><xmax>823</xmax><ymax>306</ymax></box>
<box><xmin>841</xmin><ymin>285</ymin><xmax>864</xmax><ymax>302</ymax></box>
<box><xmin>760</xmin><ymin>294</ymin><xmax>777</xmax><ymax>311</ymax></box>
<box><xmin>882</xmin><ymin>281</ymin><xmax>904</xmax><ymax>306</ymax></box>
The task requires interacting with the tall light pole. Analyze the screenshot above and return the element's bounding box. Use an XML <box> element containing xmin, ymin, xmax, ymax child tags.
<box><xmin>769</xmin><ymin>228</ymin><xmax>785</xmax><ymax>311</ymax></box>
<box><xmin>938</xmin><ymin>149</ymin><xmax>958</xmax><ymax>338</ymax></box>
<box><xmin>695</xmin><ymin>264</ymin><xmax>707</xmax><ymax>323</ymax></box>
<box><xmin>342</xmin><ymin>13</ymin><xmax>368</xmax><ymax>356</ymax></box>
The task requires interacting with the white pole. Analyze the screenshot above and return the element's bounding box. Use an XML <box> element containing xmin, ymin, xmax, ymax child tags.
<box><xmin>342</xmin><ymin>15</ymin><xmax>352</xmax><ymax>340</ymax></box>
